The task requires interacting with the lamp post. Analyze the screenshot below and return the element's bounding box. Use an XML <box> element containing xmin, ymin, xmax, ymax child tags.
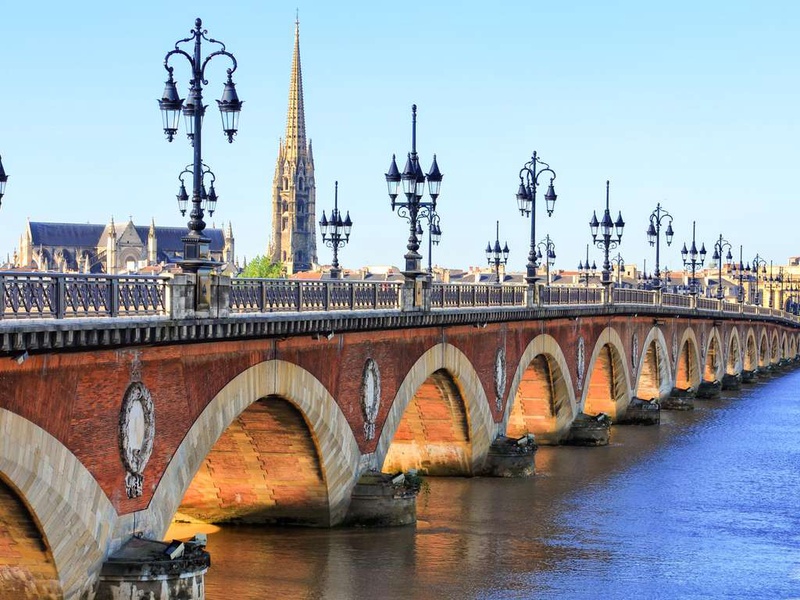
<box><xmin>646</xmin><ymin>203</ymin><xmax>674</xmax><ymax>289</ymax></box>
<box><xmin>577</xmin><ymin>244</ymin><xmax>596</xmax><ymax>287</ymax></box>
<box><xmin>535</xmin><ymin>235</ymin><xmax>556</xmax><ymax>286</ymax></box>
<box><xmin>589</xmin><ymin>180</ymin><xmax>625</xmax><ymax>288</ymax></box>
<box><xmin>711</xmin><ymin>234</ymin><xmax>733</xmax><ymax>299</ymax></box>
<box><xmin>385</xmin><ymin>105</ymin><xmax>443</xmax><ymax>281</ymax></box>
<box><xmin>516</xmin><ymin>152</ymin><xmax>557</xmax><ymax>284</ymax></box>
<box><xmin>319</xmin><ymin>181</ymin><xmax>353</xmax><ymax>279</ymax></box>
<box><xmin>750</xmin><ymin>254</ymin><xmax>767</xmax><ymax>306</ymax></box>
<box><xmin>610</xmin><ymin>253</ymin><xmax>624</xmax><ymax>286</ymax></box>
<box><xmin>680</xmin><ymin>221</ymin><xmax>706</xmax><ymax>296</ymax></box>
<box><xmin>485</xmin><ymin>221</ymin><xmax>509</xmax><ymax>284</ymax></box>
<box><xmin>732</xmin><ymin>245</ymin><xmax>747</xmax><ymax>303</ymax></box>
<box><xmin>0</xmin><ymin>155</ymin><xmax>8</xmax><ymax>210</ymax></box>
<box><xmin>159</xmin><ymin>18</ymin><xmax>243</xmax><ymax>273</ymax></box>
<box><xmin>419</xmin><ymin>210</ymin><xmax>442</xmax><ymax>278</ymax></box>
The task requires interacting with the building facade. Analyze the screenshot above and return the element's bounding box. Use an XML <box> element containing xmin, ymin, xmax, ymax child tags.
<box><xmin>268</xmin><ymin>19</ymin><xmax>317</xmax><ymax>275</ymax></box>
<box><xmin>14</xmin><ymin>218</ymin><xmax>236</xmax><ymax>275</ymax></box>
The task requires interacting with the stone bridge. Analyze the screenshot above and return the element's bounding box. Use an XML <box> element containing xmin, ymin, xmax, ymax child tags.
<box><xmin>0</xmin><ymin>274</ymin><xmax>798</xmax><ymax>597</ymax></box>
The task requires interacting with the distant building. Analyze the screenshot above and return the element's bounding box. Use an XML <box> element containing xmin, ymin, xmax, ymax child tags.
<box><xmin>13</xmin><ymin>218</ymin><xmax>236</xmax><ymax>275</ymax></box>
<box><xmin>268</xmin><ymin>19</ymin><xmax>317</xmax><ymax>275</ymax></box>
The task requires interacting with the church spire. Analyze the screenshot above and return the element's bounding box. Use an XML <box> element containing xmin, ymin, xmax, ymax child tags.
<box><xmin>283</xmin><ymin>17</ymin><xmax>306</xmax><ymax>163</ymax></box>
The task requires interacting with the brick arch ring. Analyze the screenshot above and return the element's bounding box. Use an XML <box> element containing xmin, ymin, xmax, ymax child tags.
<box><xmin>142</xmin><ymin>359</ymin><xmax>362</xmax><ymax>535</ymax></box>
<box><xmin>0</xmin><ymin>408</ymin><xmax>115</xmax><ymax>599</ymax></box>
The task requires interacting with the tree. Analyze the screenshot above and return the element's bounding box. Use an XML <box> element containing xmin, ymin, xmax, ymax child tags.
<box><xmin>238</xmin><ymin>255</ymin><xmax>284</xmax><ymax>278</ymax></box>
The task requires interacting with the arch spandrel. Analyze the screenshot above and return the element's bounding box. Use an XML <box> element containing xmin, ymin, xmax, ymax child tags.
<box><xmin>504</xmin><ymin>333</ymin><xmax>577</xmax><ymax>444</ymax></box>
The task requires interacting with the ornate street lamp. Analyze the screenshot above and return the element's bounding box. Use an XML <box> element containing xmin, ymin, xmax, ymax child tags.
<box><xmin>420</xmin><ymin>211</ymin><xmax>442</xmax><ymax>278</ymax></box>
<box><xmin>589</xmin><ymin>180</ymin><xmax>625</xmax><ymax>287</ymax></box>
<box><xmin>536</xmin><ymin>235</ymin><xmax>556</xmax><ymax>286</ymax></box>
<box><xmin>731</xmin><ymin>245</ymin><xmax>747</xmax><ymax>303</ymax></box>
<box><xmin>577</xmin><ymin>244</ymin><xmax>596</xmax><ymax>287</ymax></box>
<box><xmin>680</xmin><ymin>221</ymin><xmax>706</xmax><ymax>296</ymax></box>
<box><xmin>610</xmin><ymin>252</ymin><xmax>624</xmax><ymax>286</ymax></box>
<box><xmin>485</xmin><ymin>221</ymin><xmax>509</xmax><ymax>284</ymax></box>
<box><xmin>750</xmin><ymin>254</ymin><xmax>767</xmax><ymax>306</ymax></box>
<box><xmin>646</xmin><ymin>203</ymin><xmax>674</xmax><ymax>289</ymax></box>
<box><xmin>385</xmin><ymin>105</ymin><xmax>442</xmax><ymax>280</ymax></box>
<box><xmin>159</xmin><ymin>18</ymin><xmax>242</xmax><ymax>272</ymax></box>
<box><xmin>516</xmin><ymin>151</ymin><xmax>557</xmax><ymax>284</ymax></box>
<box><xmin>711</xmin><ymin>234</ymin><xmax>733</xmax><ymax>299</ymax></box>
<box><xmin>0</xmin><ymin>155</ymin><xmax>8</xmax><ymax>209</ymax></box>
<box><xmin>319</xmin><ymin>181</ymin><xmax>353</xmax><ymax>279</ymax></box>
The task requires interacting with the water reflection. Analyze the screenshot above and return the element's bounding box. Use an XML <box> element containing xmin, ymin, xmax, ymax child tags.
<box><xmin>194</xmin><ymin>371</ymin><xmax>800</xmax><ymax>599</ymax></box>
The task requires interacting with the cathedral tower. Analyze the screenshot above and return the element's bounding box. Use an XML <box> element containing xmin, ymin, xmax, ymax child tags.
<box><xmin>268</xmin><ymin>19</ymin><xmax>317</xmax><ymax>274</ymax></box>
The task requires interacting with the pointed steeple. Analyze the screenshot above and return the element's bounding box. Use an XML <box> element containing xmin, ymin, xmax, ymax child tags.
<box><xmin>284</xmin><ymin>17</ymin><xmax>306</xmax><ymax>163</ymax></box>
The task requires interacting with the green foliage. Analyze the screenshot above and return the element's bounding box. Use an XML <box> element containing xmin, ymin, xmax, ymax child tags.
<box><xmin>238</xmin><ymin>255</ymin><xmax>284</xmax><ymax>279</ymax></box>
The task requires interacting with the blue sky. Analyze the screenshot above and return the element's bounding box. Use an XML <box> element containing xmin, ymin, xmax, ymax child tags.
<box><xmin>1</xmin><ymin>1</ymin><xmax>798</xmax><ymax>275</ymax></box>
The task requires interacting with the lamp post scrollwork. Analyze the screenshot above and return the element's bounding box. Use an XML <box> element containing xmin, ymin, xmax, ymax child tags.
<box><xmin>711</xmin><ymin>234</ymin><xmax>733</xmax><ymax>300</ymax></box>
<box><xmin>646</xmin><ymin>203</ymin><xmax>674</xmax><ymax>289</ymax></box>
<box><xmin>680</xmin><ymin>221</ymin><xmax>706</xmax><ymax>296</ymax></box>
<box><xmin>158</xmin><ymin>17</ymin><xmax>243</xmax><ymax>272</ymax></box>
<box><xmin>319</xmin><ymin>181</ymin><xmax>353</xmax><ymax>279</ymax></box>
<box><xmin>589</xmin><ymin>180</ymin><xmax>625</xmax><ymax>288</ymax></box>
<box><xmin>485</xmin><ymin>221</ymin><xmax>509</xmax><ymax>284</ymax></box>
<box><xmin>385</xmin><ymin>105</ymin><xmax>443</xmax><ymax>281</ymax></box>
<box><xmin>516</xmin><ymin>152</ymin><xmax>557</xmax><ymax>284</ymax></box>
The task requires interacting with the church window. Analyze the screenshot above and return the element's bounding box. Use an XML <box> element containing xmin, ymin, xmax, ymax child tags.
<box><xmin>282</xmin><ymin>217</ymin><xmax>288</xmax><ymax>231</ymax></box>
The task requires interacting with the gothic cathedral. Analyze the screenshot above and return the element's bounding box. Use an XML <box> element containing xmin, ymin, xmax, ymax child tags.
<box><xmin>268</xmin><ymin>20</ymin><xmax>317</xmax><ymax>275</ymax></box>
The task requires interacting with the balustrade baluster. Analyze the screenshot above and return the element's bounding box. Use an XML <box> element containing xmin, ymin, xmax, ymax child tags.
<box><xmin>110</xmin><ymin>278</ymin><xmax>120</xmax><ymax>317</ymax></box>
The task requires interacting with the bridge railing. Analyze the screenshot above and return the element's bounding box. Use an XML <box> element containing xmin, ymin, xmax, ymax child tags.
<box><xmin>722</xmin><ymin>301</ymin><xmax>740</xmax><ymax>313</ymax></box>
<box><xmin>0</xmin><ymin>272</ymin><xmax>166</xmax><ymax>319</ymax></box>
<box><xmin>662</xmin><ymin>293</ymin><xmax>692</xmax><ymax>308</ymax></box>
<box><xmin>431</xmin><ymin>283</ymin><xmax>526</xmax><ymax>308</ymax></box>
<box><xmin>612</xmin><ymin>288</ymin><xmax>657</xmax><ymax>305</ymax></box>
<box><xmin>229</xmin><ymin>279</ymin><xmax>402</xmax><ymax>312</ymax></box>
<box><xmin>540</xmin><ymin>285</ymin><xmax>603</xmax><ymax>305</ymax></box>
<box><xmin>697</xmin><ymin>297</ymin><xmax>719</xmax><ymax>311</ymax></box>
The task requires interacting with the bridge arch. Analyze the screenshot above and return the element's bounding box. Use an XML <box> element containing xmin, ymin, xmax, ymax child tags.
<box><xmin>780</xmin><ymin>332</ymin><xmax>789</xmax><ymax>360</ymax></box>
<box><xmin>0</xmin><ymin>408</ymin><xmax>116</xmax><ymax>598</ymax></box>
<box><xmin>790</xmin><ymin>334</ymin><xmax>798</xmax><ymax>359</ymax></box>
<box><xmin>744</xmin><ymin>328</ymin><xmax>758</xmax><ymax>372</ymax></box>
<box><xmin>770</xmin><ymin>330</ymin><xmax>781</xmax><ymax>364</ymax></box>
<box><xmin>504</xmin><ymin>333</ymin><xmax>577</xmax><ymax>445</ymax></box>
<box><xmin>582</xmin><ymin>327</ymin><xmax>632</xmax><ymax>420</ymax></box>
<box><xmin>759</xmin><ymin>329</ymin><xmax>769</xmax><ymax>368</ymax></box>
<box><xmin>634</xmin><ymin>327</ymin><xmax>673</xmax><ymax>401</ymax></box>
<box><xmin>375</xmin><ymin>343</ymin><xmax>494</xmax><ymax>476</ymax></box>
<box><xmin>703</xmin><ymin>328</ymin><xmax>725</xmax><ymax>382</ymax></box>
<box><xmin>675</xmin><ymin>328</ymin><xmax>702</xmax><ymax>392</ymax></box>
<box><xmin>144</xmin><ymin>360</ymin><xmax>361</xmax><ymax>536</ymax></box>
<box><xmin>725</xmin><ymin>328</ymin><xmax>743</xmax><ymax>375</ymax></box>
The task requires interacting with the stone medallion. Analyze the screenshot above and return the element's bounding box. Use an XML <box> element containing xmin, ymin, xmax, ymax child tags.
<box><xmin>119</xmin><ymin>378</ymin><xmax>155</xmax><ymax>499</ymax></box>
<box><xmin>632</xmin><ymin>332</ymin><xmax>640</xmax><ymax>370</ymax></box>
<box><xmin>361</xmin><ymin>358</ymin><xmax>381</xmax><ymax>441</ymax></box>
<box><xmin>494</xmin><ymin>347</ymin><xmax>507</xmax><ymax>411</ymax></box>
<box><xmin>576</xmin><ymin>336</ymin><xmax>586</xmax><ymax>391</ymax></box>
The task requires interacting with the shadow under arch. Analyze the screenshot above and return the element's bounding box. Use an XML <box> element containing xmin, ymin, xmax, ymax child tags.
<box><xmin>0</xmin><ymin>408</ymin><xmax>117</xmax><ymax>598</ymax></box>
<box><xmin>725</xmin><ymin>327</ymin><xmax>743</xmax><ymax>375</ymax></box>
<box><xmin>504</xmin><ymin>333</ymin><xmax>577</xmax><ymax>445</ymax></box>
<box><xmin>744</xmin><ymin>328</ymin><xmax>758</xmax><ymax>372</ymax></box>
<box><xmin>142</xmin><ymin>360</ymin><xmax>361</xmax><ymax>537</ymax></box>
<box><xmin>675</xmin><ymin>328</ymin><xmax>702</xmax><ymax>392</ymax></box>
<box><xmin>634</xmin><ymin>327</ymin><xmax>673</xmax><ymax>401</ymax></box>
<box><xmin>582</xmin><ymin>327</ymin><xmax>632</xmax><ymax>420</ymax></box>
<box><xmin>374</xmin><ymin>343</ymin><xmax>494</xmax><ymax>477</ymax></box>
<box><xmin>703</xmin><ymin>328</ymin><xmax>725</xmax><ymax>382</ymax></box>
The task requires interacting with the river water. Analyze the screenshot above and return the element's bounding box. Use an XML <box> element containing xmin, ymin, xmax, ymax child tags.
<box><xmin>194</xmin><ymin>369</ymin><xmax>800</xmax><ymax>599</ymax></box>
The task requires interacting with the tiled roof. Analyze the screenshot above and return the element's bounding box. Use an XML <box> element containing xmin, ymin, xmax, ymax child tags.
<box><xmin>29</xmin><ymin>222</ymin><xmax>225</xmax><ymax>252</ymax></box>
